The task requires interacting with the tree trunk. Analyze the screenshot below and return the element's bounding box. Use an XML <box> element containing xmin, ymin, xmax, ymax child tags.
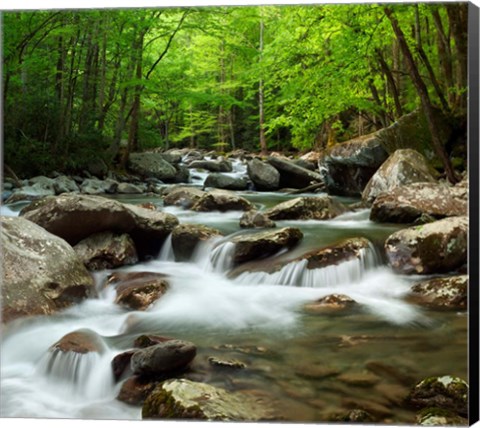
<box><xmin>259</xmin><ymin>14</ymin><xmax>267</xmax><ymax>156</ymax></box>
<box><xmin>376</xmin><ymin>49</ymin><xmax>403</xmax><ymax>119</ymax></box>
<box><xmin>384</xmin><ymin>6</ymin><xmax>458</xmax><ymax>184</ymax></box>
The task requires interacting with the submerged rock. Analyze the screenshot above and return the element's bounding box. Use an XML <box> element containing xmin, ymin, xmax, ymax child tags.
<box><xmin>171</xmin><ymin>224</ymin><xmax>223</xmax><ymax>261</ymax></box>
<box><xmin>384</xmin><ymin>216</ymin><xmax>468</xmax><ymax>274</ymax></box>
<box><xmin>142</xmin><ymin>378</ymin><xmax>275</xmax><ymax>420</ymax></box>
<box><xmin>370</xmin><ymin>182</ymin><xmax>467</xmax><ymax>223</ymax></box>
<box><xmin>1</xmin><ymin>216</ymin><xmax>95</xmax><ymax>324</ymax></box>
<box><xmin>74</xmin><ymin>232</ymin><xmax>138</xmax><ymax>270</ymax></box>
<box><xmin>191</xmin><ymin>189</ymin><xmax>254</xmax><ymax>212</ymax></box>
<box><xmin>20</xmin><ymin>194</ymin><xmax>179</xmax><ymax>258</ymax></box>
<box><xmin>264</xmin><ymin>196</ymin><xmax>347</xmax><ymax>221</ymax></box>
<box><xmin>247</xmin><ymin>158</ymin><xmax>280</xmax><ymax>191</ymax></box>
<box><xmin>231</xmin><ymin>227</ymin><xmax>303</xmax><ymax>265</ymax></box>
<box><xmin>208</xmin><ymin>357</ymin><xmax>247</xmax><ymax>370</ymax></box>
<box><xmin>408</xmin><ymin>275</ymin><xmax>468</xmax><ymax>310</ymax></box>
<box><xmin>362</xmin><ymin>149</ymin><xmax>438</xmax><ymax>203</ymax></box>
<box><xmin>188</xmin><ymin>159</ymin><xmax>233</xmax><ymax>173</ymax></box>
<box><xmin>406</xmin><ymin>375</ymin><xmax>469</xmax><ymax>416</ymax></box>
<box><xmin>131</xmin><ymin>340</ymin><xmax>197</xmax><ymax>375</ymax></box>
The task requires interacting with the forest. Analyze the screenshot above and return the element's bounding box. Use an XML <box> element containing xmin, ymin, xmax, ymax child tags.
<box><xmin>2</xmin><ymin>2</ymin><xmax>468</xmax><ymax>181</ymax></box>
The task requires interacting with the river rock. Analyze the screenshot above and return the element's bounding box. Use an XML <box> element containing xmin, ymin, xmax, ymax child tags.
<box><xmin>128</xmin><ymin>152</ymin><xmax>178</xmax><ymax>181</ymax></box>
<box><xmin>110</xmin><ymin>272</ymin><xmax>170</xmax><ymax>311</ymax></box>
<box><xmin>319</xmin><ymin>133</ymin><xmax>388</xmax><ymax>196</ymax></box>
<box><xmin>171</xmin><ymin>224</ymin><xmax>223</xmax><ymax>261</ymax></box>
<box><xmin>247</xmin><ymin>158</ymin><xmax>280</xmax><ymax>191</ymax></box>
<box><xmin>172</xmin><ymin>164</ymin><xmax>190</xmax><ymax>183</ymax></box>
<box><xmin>117</xmin><ymin>182</ymin><xmax>145</xmax><ymax>194</ymax></box>
<box><xmin>362</xmin><ymin>149</ymin><xmax>438</xmax><ymax>203</ymax></box>
<box><xmin>5</xmin><ymin>182</ymin><xmax>55</xmax><ymax>203</ymax></box>
<box><xmin>80</xmin><ymin>178</ymin><xmax>119</xmax><ymax>195</ymax></box>
<box><xmin>239</xmin><ymin>210</ymin><xmax>276</xmax><ymax>229</ymax></box>
<box><xmin>118</xmin><ymin>376</ymin><xmax>159</xmax><ymax>405</ymax></box>
<box><xmin>304</xmin><ymin>294</ymin><xmax>357</xmax><ymax>314</ymax></box>
<box><xmin>208</xmin><ymin>357</ymin><xmax>247</xmax><ymax>370</ymax></box>
<box><xmin>370</xmin><ymin>182</ymin><xmax>467</xmax><ymax>223</ymax></box>
<box><xmin>406</xmin><ymin>375</ymin><xmax>468</xmax><ymax>416</ymax></box>
<box><xmin>264</xmin><ymin>196</ymin><xmax>347</xmax><ymax>220</ymax></box>
<box><xmin>142</xmin><ymin>379</ymin><xmax>275</xmax><ymax>420</ymax></box>
<box><xmin>415</xmin><ymin>408</ymin><xmax>469</xmax><ymax>426</ymax></box>
<box><xmin>384</xmin><ymin>216</ymin><xmax>468</xmax><ymax>274</ymax></box>
<box><xmin>192</xmin><ymin>189</ymin><xmax>254</xmax><ymax>212</ymax></box>
<box><xmin>131</xmin><ymin>340</ymin><xmax>197</xmax><ymax>375</ymax></box>
<box><xmin>188</xmin><ymin>159</ymin><xmax>232</xmax><ymax>173</ymax></box>
<box><xmin>53</xmin><ymin>175</ymin><xmax>80</xmax><ymax>194</ymax></box>
<box><xmin>1</xmin><ymin>216</ymin><xmax>96</xmax><ymax>324</ymax></box>
<box><xmin>20</xmin><ymin>194</ymin><xmax>179</xmax><ymax>257</ymax></box>
<box><xmin>51</xmin><ymin>329</ymin><xmax>106</xmax><ymax>354</ymax></box>
<box><xmin>267</xmin><ymin>156</ymin><xmax>323</xmax><ymax>189</ymax></box>
<box><xmin>163</xmin><ymin>186</ymin><xmax>206</xmax><ymax>209</ymax></box>
<box><xmin>74</xmin><ymin>232</ymin><xmax>138</xmax><ymax>270</ymax></box>
<box><xmin>29</xmin><ymin>175</ymin><xmax>56</xmax><ymax>191</ymax></box>
<box><xmin>408</xmin><ymin>275</ymin><xmax>467</xmax><ymax>310</ymax></box>
<box><xmin>134</xmin><ymin>334</ymin><xmax>175</xmax><ymax>348</ymax></box>
<box><xmin>112</xmin><ymin>351</ymin><xmax>136</xmax><ymax>382</ymax></box>
<box><xmin>231</xmin><ymin>227</ymin><xmax>303</xmax><ymax>265</ymax></box>
<box><xmin>204</xmin><ymin>173</ymin><xmax>249</xmax><ymax>191</ymax></box>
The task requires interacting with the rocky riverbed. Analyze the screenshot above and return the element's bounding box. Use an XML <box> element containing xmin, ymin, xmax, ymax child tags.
<box><xmin>1</xmin><ymin>144</ymin><xmax>470</xmax><ymax>424</ymax></box>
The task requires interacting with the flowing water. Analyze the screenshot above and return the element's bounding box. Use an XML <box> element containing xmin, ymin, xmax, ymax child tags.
<box><xmin>0</xmin><ymin>180</ymin><xmax>468</xmax><ymax>423</ymax></box>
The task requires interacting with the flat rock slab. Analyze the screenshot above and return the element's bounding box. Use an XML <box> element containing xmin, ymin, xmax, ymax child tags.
<box><xmin>265</xmin><ymin>196</ymin><xmax>347</xmax><ymax>221</ymax></box>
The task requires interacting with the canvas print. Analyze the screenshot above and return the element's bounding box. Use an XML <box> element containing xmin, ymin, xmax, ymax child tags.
<box><xmin>1</xmin><ymin>1</ymin><xmax>477</xmax><ymax>425</ymax></box>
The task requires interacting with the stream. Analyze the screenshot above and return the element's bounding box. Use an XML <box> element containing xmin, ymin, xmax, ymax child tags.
<box><xmin>0</xmin><ymin>165</ymin><xmax>468</xmax><ymax>423</ymax></box>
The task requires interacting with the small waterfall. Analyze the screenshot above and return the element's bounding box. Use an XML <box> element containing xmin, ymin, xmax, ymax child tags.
<box><xmin>234</xmin><ymin>244</ymin><xmax>381</xmax><ymax>288</ymax></box>
<box><xmin>192</xmin><ymin>238</ymin><xmax>236</xmax><ymax>274</ymax></box>
<box><xmin>158</xmin><ymin>233</ymin><xmax>175</xmax><ymax>261</ymax></box>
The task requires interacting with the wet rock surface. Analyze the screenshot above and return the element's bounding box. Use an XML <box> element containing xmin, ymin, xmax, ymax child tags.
<box><xmin>171</xmin><ymin>224</ymin><xmax>223</xmax><ymax>261</ymax></box>
<box><xmin>191</xmin><ymin>189</ymin><xmax>254</xmax><ymax>212</ymax></box>
<box><xmin>264</xmin><ymin>196</ymin><xmax>347</xmax><ymax>220</ymax></box>
<box><xmin>73</xmin><ymin>231</ymin><xmax>138</xmax><ymax>270</ymax></box>
<box><xmin>267</xmin><ymin>156</ymin><xmax>323</xmax><ymax>189</ymax></box>
<box><xmin>204</xmin><ymin>173</ymin><xmax>249</xmax><ymax>191</ymax></box>
<box><xmin>142</xmin><ymin>378</ymin><xmax>276</xmax><ymax>420</ymax></box>
<box><xmin>239</xmin><ymin>210</ymin><xmax>276</xmax><ymax>229</ymax></box>
<box><xmin>370</xmin><ymin>182</ymin><xmax>467</xmax><ymax>223</ymax></box>
<box><xmin>408</xmin><ymin>275</ymin><xmax>467</xmax><ymax>310</ymax></box>
<box><xmin>1</xmin><ymin>216</ymin><xmax>95</xmax><ymax>324</ymax></box>
<box><xmin>51</xmin><ymin>329</ymin><xmax>106</xmax><ymax>354</ymax></box>
<box><xmin>304</xmin><ymin>294</ymin><xmax>357</xmax><ymax>314</ymax></box>
<box><xmin>385</xmin><ymin>216</ymin><xmax>468</xmax><ymax>274</ymax></box>
<box><xmin>247</xmin><ymin>158</ymin><xmax>280</xmax><ymax>191</ymax></box>
<box><xmin>162</xmin><ymin>186</ymin><xmax>206</xmax><ymax>209</ymax></box>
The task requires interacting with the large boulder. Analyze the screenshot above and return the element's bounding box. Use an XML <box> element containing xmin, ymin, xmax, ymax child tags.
<box><xmin>73</xmin><ymin>232</ymin><xmax>138</xmax><ymax>270</ymax></box>
<box><xmin>267</xmin><ymin>156</ymin><xmax>323</xmax><ymax>189</ymax></box>
<box><xmin>204</xmin><ymin>173</ymin><xmax>249</xmax><ymax>191</ymax></box>
<box><xmin>128</xmin><ymin>152</ymin><xmax>177</xmax><ymax>181</ymax></box>
<box><xmin>264</xmin><ymin>196</ymin><xmax>347</xmax><ymax>220</ymax></box>
<box><xmin>408</xmin><ymin>275</ymin><xmax>468</xmax><ymax>310</ymax></box>
<box><xmin>370</xmin><ymin>182</ymin><xmax>467</xmax><ymax>223</ymax></box>
<box><xmin>131</xmin><ymin>340</ymin><xmax>197</xmax><ymax>375</ymax></box>
<box><xmin>247</xmin><ymin>158</ymin><xmax>280</xmax><ymax>191</ymax></box>
<box><xmin>384</xmin><ymin>216</ymin><xmax>468</xmax><ymax>274</ymax></box>
<box><xmin>362</xmin><ymin>149</ymin><xmax>438</xmax><ymax>203</ymax></box>
<box><xmin>191</xmin><ymin>189</ymin><xmax>254</xmax><ymax>212</ymax></box>
<box><xmin>20</xmin><ymin>194</ymin><xmax>179</xmax><ymax>258</ymax></box>
<box><xmin>142</xmin><ymin>379</ymin><xmax>275</xmax><ymax>420</ymax></box>
<box><xmin>1</xmin><ymin>216</ymin><xmax>96</xmax><ymax>324</ymax></box>
<box><xmin>319</xmin><ymin>134</ymin><xmax>388</xmax><ymax>196</ymax></box>
<box><xmin>231</xmin><ymin>227</ymin><xmax>303</xmax><ymax>265</ymax></box>
<box><xmin>53</xmin><ymin>175</ymin><xmax>80</xmax><ymax>194</ymax></box>
<box><xmin>163</xmin><ymin>186</ymin><xmax>206</xmax><ymax>209</ymax></box>
<box><xmin>117</xmin><ymin>182</ymin><xmax>145</xmax><ymax>194</ymax></box>
<box><xmin>171</xmin><ymin>224</ymin><xmax>223</xmax><ymax>261</ymax></box>
<box><xmin>5</xmin><ymin>182</ymin><xmax>55</xmax><ymax>203</ymax></box>
<box><xmin>375</xmin><ymin>108</ymin><xmax>455</xmax><ymax>161</ymax></box>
